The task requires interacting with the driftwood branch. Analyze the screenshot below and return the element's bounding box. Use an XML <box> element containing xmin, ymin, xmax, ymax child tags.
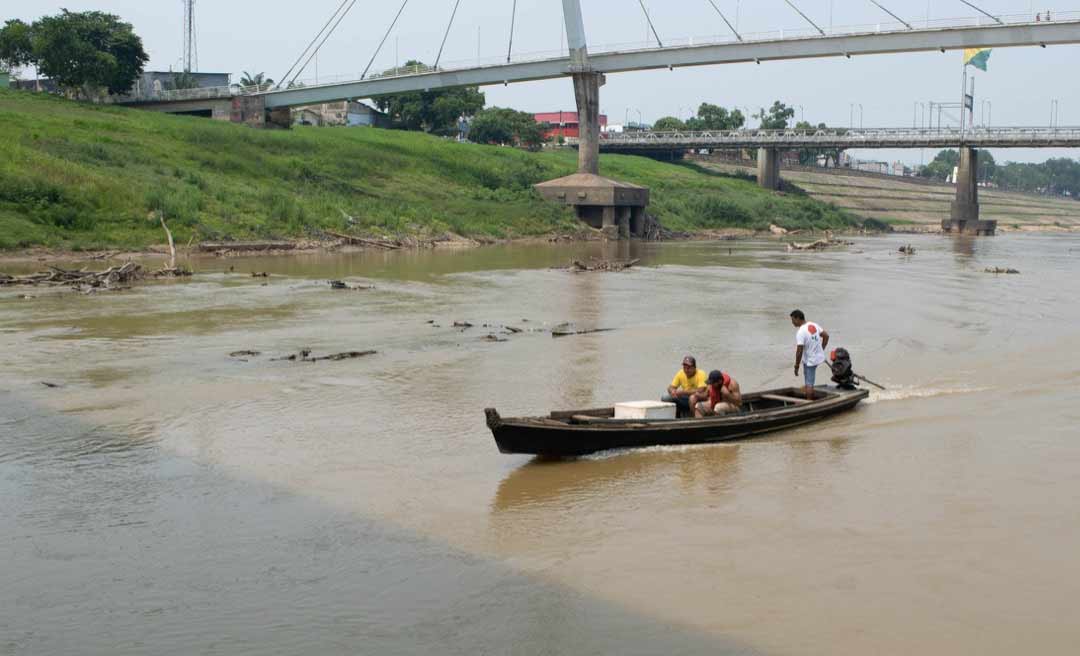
<box><xmin>325</xmin><ymin>230</ymin><xmax>402</xmax><ymax>250</ymax></box>
<box><xmin>160</xmin><ymin>212</ymin><xmax>176</xmax><ymax>269</ymax></box>
<box><xmin>0</xmin><ymin>262</ymin><xmax>145</xmax><ymax>289</ymax></box>
<box><xmin>564</xmin><ymin>258</ymin><xmax>640</xmax><ymax>272</ymax></box>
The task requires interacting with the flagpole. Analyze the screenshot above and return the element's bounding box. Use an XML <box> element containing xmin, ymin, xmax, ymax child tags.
<box><xmin>959</xmin><ymin>56</ymin><xmax>967</xmax><ymax>142</ymax></box>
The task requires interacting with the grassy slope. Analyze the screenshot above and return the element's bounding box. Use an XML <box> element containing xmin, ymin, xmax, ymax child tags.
<box><xmin>0</xmin><ymin>89</ymin><xmax>861</xmax><ymax>250</ymax></box>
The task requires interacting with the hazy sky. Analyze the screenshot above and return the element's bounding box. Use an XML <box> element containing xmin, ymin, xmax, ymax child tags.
<box><xmin>7</xmin><ymin>0</ymin><xmax>1080</xmax><ymax>163</ymax></box>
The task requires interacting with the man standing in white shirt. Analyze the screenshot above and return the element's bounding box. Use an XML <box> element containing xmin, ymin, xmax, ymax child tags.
<box><xmin>790</xmin><ymin>309</ymin><xmax>830</xmax><ymax>400</ymax></box>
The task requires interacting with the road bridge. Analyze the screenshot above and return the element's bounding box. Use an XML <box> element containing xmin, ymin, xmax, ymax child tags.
<box><xmin>600</xmin><ymin>126</ymin><xmax>1080</xmax><ymax>151</ymax></box>
<box><xmin>122</xmin><ymin>4</ymin><xmax>1080</xmax><ymax>236</ymax></box>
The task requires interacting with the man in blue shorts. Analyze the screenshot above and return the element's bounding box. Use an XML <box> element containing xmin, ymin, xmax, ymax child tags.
<box><xmin>790</xmin><ymin>309</ymin><xmax>830</xmax><ymax>400</ymax></box>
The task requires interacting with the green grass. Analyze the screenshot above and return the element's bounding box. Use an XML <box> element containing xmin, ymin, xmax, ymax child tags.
<box><xmin>0</xmin><ymin>89</ymin><xmax>864</xmax><ymax>250</ymax></box>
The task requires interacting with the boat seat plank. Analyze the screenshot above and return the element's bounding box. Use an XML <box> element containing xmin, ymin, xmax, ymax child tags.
<box><xmin>760</xmin><ymin>394</ymin><xmax>812</xmax><ymax>405</ymax></box>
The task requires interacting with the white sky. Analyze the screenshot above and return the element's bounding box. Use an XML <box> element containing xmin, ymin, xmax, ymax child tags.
<box><xmin>7</xmin><ymin>0</ymin><xmax>1080</xmax><ymax>164</ymax></box>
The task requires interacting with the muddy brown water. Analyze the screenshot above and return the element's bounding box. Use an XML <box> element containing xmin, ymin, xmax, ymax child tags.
<box><xmin>3</xmin><ymin>235</ymin><xmax>1079</xmax><ymax>655</ymax></box>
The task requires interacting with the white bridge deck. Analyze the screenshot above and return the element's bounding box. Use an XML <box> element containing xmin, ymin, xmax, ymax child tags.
<box><xmin>599</xmin><ymin>126</ymin><xmax>1080</xmax><ymax>150</ymax></box>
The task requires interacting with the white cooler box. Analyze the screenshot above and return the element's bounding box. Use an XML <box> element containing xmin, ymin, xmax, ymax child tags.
<box><xmin>614</xmin><ymin>401</ymin><xmax>676</xmax><ymax>420</ymax></box>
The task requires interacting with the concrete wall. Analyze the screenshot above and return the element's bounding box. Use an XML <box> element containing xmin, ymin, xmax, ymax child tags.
<box><xmin>138</xmin><ymin>98</ymin><xmax>234</xmax><ymax>120</ymax></box>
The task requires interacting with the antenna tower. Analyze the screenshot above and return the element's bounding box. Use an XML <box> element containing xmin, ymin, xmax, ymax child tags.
<box><xmin>182</xmin><ymin>0</ymin><xmax>197</xmax><ymax>72</ymax></box>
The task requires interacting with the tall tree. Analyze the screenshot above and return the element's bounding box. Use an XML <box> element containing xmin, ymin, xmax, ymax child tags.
<box><xmin>0</xmin><ymin>19</ymin><xmax>33</xmax><ymax>70</ymax></box>
<box><xmin>652</xmin><ymin>116</ymin><xmax>686</xmax><ymax>131</ymax></box>
<box><xmin>4</xmin><ymin>11</ymin><xmax>148</xmax><ymax>97</ymax></box>
<box><xmin>685</xmin><ymin>103</ymin><xmax>744</xmax><ymax>130</ymax></box>
<box><xmin>238</xmin><ymin>71</ymin><xmax>274</xmax><ymax>90</ymax></box>
<box><xmin>919</xmin><ymin>149</ymin><xmax>960</xmax><ymax>181</ymax></box>
<box><xmin>793</xmin><ymin>121</ymin><xmax>845</xmax><ymax>167</ymax></box>
<box><xmin>469</xmin><ymin>107</ymin><xmax>544</xmax><ymax>148</ymax></box>
<box><xmin>371</xmin><ymin>61</ymin><xmax>484</xmax><ymax>135</ymax></box>
<box><xmin>755</xmin><ymin>101</ymin><xmax>795</xmax><ymax>129</ymax></box>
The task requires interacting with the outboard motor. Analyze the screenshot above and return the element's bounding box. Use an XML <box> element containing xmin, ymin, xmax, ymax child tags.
<box><xmin>828</xmin><ymin>348</ymin><xmax>858</xmax><ymax>390</ymax></box>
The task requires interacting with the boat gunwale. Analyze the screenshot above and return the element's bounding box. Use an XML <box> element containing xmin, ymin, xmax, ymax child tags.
<box><xmin>489</xmin><ymin>387</ymin><xmax>869</xmax><ymax>432</ymax></box>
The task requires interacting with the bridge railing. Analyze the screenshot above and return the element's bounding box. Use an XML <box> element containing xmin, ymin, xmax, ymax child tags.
<box><xmin>120</xmin><ymin>10</ymin><xmax>1080</xmax><ymax>104</ymax></box>
<box><xmin>600</xmin><ymin>126</ymin><xmax>1080</xmax><ymax>146</ymax></box>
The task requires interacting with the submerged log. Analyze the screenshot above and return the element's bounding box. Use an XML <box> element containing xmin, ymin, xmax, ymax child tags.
<box><xmin>551</xmin><ymin>322</ymin><xmax>614</xmax><ymax>338</ymax></box>
<box><xmin>329</xmin><ymin>280</ymin><xmax>374</xmax><ymax>290</ymax></box>
<box><xmin>787</xmin><ymin>237</ymin><xmax>854</xmax><ymax>251</ymax></box>
<box><xmin>198</xmin><ymin>241</ymin><xmax>297</xmax><ymax>253</ymax></box>
<box><xmin>325</xmin><ymin>230</ymin><xmax>402</xmax><ymax>250</ymax></box>
<box><xmin>565</xmin><ymin>258</ymin><xmax>640</xmax><ymax>272</ymax></box>
<box><xmin>270</xmin><ymin>349</ymin><xmax>376</xmax><ymax>362</ymax></box>
<box><xmin>898</xmin><ymin>244</ymin><xmax>916</xmax><ymax>255</ymax></box>
<box><xmin>985</xmin><ymin>267</ymin><xmax>1020</xmax><ymax>274</ymax></box>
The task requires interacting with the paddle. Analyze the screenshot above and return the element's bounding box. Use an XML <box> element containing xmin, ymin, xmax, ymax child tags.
<box><xmin>853</xmin><ymin>373</ymin><xmax>886</xmax><ymax>390</ymax></box>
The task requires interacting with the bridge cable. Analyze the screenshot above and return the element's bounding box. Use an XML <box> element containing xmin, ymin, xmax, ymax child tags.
<box><xmin>637</xmin><ymin>0</ymin><xmax>664</xmax><ymax>47</ymax></box>
<box><xmin>277</xmin><ymin>0</ymin><xmax>353</xmax><ymax>88</ymax></box>
<box><xmin>290</xmin><ymin>0</ymin><xmax>361</xmax><ymax>86</ymax></box>
<box><xmin>956</xmin><ymin>0</ymin><xmax>1004</xmax><ymax>25</ymax></box>
<box><xmin>361</xmin><ymin>0</ymin><xmax>411</xmax><ymax>79</ymax></box>
<box><xmin>866</xmin><ymin>0</ymin><xmax>913</xmax><ymax>30</ymax></box>
<box><xmin>702</xmin><ymin>0</ymin><xmax>742</xmax><ymax>41</ymax></box>
<box><xmin>435</xmin><ymin>0</ymin><xmax>464</xmax><ymax>69</ymax></box>
<box><xmin>507</xmin><ymin>0</ymin><xmax>518</xmax><ymax>62</ymax></box>
<box><xmin>781</xmin><ymin>0</ymin><xmax>826</xmax><ymax>36</ymax></box>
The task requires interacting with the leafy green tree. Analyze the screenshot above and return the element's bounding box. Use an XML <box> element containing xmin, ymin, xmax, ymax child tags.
<box><xmin>0</xmin><ymin>11</ymin><xmax>148</xmax><ymax>97</ymax></box>
<box><xmin>166</xmin><ymin>71</ymin><xmax>200</xmax><ymax>91</ymax></box>
<box><xmin>372</xmin><ymin>61</ymin><xmax>485</xmax><ymax>135</ymax></box>
<box><xmin>0</xmin><ymin>19</ymin><xmax>33</xmax><ymax>70</ymax></box>
<box><xmin>919</xmin><ymin>149</ymin><xmax>960</xmax><ymax>180</ymax></box>
<box><xmin>793</xmin><ymin>120</ymin><xmax>845</xmax><ymax>167</ymax></box>
<box><xmin>469</xmin><ymin>107</ymin><xmax>544</xmax><ymax>148</ymax></box>
<box><xmin>976</xmin><ymin>150</ymin><xmax>997</xmax><ymax>183</ymax></box>
<box><xmin>755</xmin><ymin>101</ymin><xmax>795</xmax><ymax>129</ymax></box>
<box><xmin>685</xmin><ymin>103</ymin><xmax>744</xmax><ymax>130</ymax></box>
<box><xmin>652</xmin><ymin>116</ymin><xmax>686</xmax><ymax>131</ymax></box>
<box><xmin>238</xmin><ymin>71</ymin><xmax>274</xmax><ymax>90</ymax></box>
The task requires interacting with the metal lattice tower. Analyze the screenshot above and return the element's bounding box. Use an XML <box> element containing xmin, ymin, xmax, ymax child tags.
<box><xmin>182</xmin><ymin>0</ymin><xmax>197</xmax><ymax>72</ymax></box>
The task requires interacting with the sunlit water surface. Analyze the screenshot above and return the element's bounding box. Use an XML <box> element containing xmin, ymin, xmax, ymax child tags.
<box><xmin>3</xmin><ymin>234</ymin><xmax>1079</xmax><ymax>655</ymax></box>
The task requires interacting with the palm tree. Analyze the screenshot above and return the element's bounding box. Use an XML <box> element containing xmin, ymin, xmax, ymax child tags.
<box><xmin>237</xmin><ymin>71</ymin><xmax>274</xmax><ymax>90</ymax></box>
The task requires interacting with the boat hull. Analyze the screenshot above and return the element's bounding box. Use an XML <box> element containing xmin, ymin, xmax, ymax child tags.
<box><xmin>486</xmin><ymin>387</ymin><xmax>869</xmax><ymax>457</ymax></box>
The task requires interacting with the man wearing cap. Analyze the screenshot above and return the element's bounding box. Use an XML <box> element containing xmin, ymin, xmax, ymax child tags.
<box><xmin>662</xmin><ymin>355</ymin><xmax>708</xmax><ymax>417</ymax></box>
<box><xmin>693</xmin><ymin>370</ymin><xmax>742</xmax><ymax>417</ymax></box>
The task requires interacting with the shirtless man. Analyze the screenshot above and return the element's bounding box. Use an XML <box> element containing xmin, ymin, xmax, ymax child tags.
<box><xmin>693</xmin><ymin>369</ymin><xmax>742</xmax><ymax>417</ymax></box>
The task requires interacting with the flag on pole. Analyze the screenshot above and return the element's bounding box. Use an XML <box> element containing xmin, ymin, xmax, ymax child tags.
<box><xmin>963</xmin><ymin>48</ymin><xmax>991</xmax><ymax>71</ymax></box>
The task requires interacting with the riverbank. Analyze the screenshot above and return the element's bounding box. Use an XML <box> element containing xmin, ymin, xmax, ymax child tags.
<box><xmin>1</xmin><ymin>89</ymin><xmax>867</xmax><ymax>251</ymax></box>
<box><xmin>698</xmin><ymin>159</ymin><xmax>1080</xmax><ymax>232</ymax></box>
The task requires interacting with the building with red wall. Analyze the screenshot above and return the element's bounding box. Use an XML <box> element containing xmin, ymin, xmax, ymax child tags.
<box><xmin>534</xmin><ymin>111</ymin><xmax>608</xmax><ymax>139</ymax></box>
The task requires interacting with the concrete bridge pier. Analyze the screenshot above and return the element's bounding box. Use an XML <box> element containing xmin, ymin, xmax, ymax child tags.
<box><xmin>572</xmin><ymin>72</ymin><xmax>603</xmax><ymax>175</ymax></box>
<box><xmin>757</xmin><ymin>148</ymin><xmax>781</xmax><ymax>190</ymax></box>
<box><xmin>943</xmin><ymin>147</ymin><xmax>996</xmax><ymax>235</ymax></box>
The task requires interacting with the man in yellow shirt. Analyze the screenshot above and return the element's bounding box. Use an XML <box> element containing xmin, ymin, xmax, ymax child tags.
<box><xmin>662</xmin><ymin>355</ymin><xmax>708</xmax><ymax>417</ymax></box>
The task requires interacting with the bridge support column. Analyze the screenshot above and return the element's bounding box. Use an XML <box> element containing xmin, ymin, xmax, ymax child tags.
<box><xmin>757</xmin><ymin>147</ymin><xmax>781</xmax><ymax>190</ymax></box>
<box><xmin>572</xmin><ymin>72</ymin><xmax>604</xmax><ymax>175</ymax></box>
<box><xmin>943</xmin><ymin>147</ymin><xmax>996</xmax><ymax>235</ymax></box>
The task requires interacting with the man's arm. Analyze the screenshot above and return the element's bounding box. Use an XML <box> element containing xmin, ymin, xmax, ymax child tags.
<box><xmin>723</xmin><ymin>381</ymin><xmax>742</xmax><ymax>407</ymax></box>
<box><xmin>821</xmin><ymin>330</ymin><xmax>830</xmax><ymax>350</ymax></box>
<box><xmin>794</xmin><ymin>345</ymin><xmax>804</xmax><ymax>374</ymax></box>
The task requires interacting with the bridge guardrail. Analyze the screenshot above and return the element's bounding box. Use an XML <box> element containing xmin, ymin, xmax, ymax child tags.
<box><xmin>599</xmin><ymin>127</ymin><xmax>1080</xmax><ymax>148</ymax></box>
<box><xmin>119</xmin><ymin>11</ymin><xmax>1080</xmax><ymax>105</ymax></box>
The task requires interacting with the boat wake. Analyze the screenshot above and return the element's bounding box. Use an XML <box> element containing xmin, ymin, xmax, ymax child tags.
<box><xmin>866</xmin><ymin>385</ymin><xmax>991</xmax><ymax>404</ymax></box>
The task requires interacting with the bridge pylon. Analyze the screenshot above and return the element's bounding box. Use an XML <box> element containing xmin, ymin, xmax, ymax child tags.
<box><xmin>943</xmin><ymin>146</ymin><xmax>996</xmax><ymax>235</ymax></box>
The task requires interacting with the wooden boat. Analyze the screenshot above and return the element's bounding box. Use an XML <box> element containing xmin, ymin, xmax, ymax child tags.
<box><xmin>485</xmin><ymin>386</ymin><xmax>869</xmax><ymax>457</ymax></box>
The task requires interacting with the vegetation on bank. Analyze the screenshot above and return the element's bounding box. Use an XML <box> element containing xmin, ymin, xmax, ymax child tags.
<box><xmin>0</xmin><ymin>89</ymin><xmax>864</xmax><ymax>250</ymax></box>
<box><xmin>920</xmin><ymin>148</ymin><xmax>1080</xmax><ymax>197</ymax></box>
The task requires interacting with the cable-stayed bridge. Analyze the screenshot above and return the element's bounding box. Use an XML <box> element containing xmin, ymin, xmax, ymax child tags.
<box><xmin>121</xmin><ymin>1</ymin><xmax>1080</xmax><ymax>236</ymax></box>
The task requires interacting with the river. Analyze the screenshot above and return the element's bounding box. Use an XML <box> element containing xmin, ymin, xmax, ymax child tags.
<box><xmin>3</xmin><ymin>234</ymin><xmax>1079</xmax><ymax>655</ymax></box>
